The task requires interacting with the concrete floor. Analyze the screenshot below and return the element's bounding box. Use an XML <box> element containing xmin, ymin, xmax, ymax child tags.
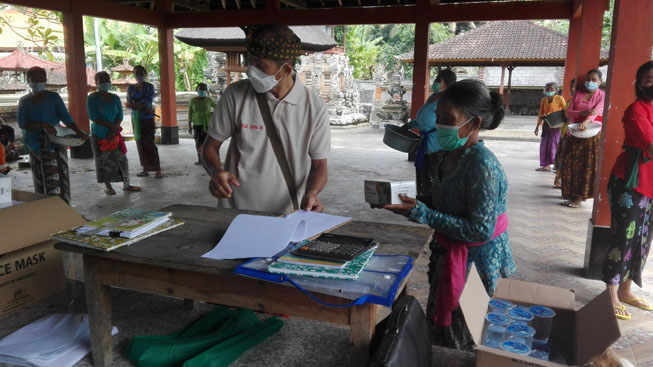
<box><xmin>1</xmin><ymin>117</ymin><xmax>651</xmax><ymax>366</ymax></box>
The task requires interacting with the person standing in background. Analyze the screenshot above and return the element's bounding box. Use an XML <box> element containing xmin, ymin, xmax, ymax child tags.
<box><xmin>126</xmin><ymin>65</ymin><xmax>163</xmax><ymax>178</ymax></box>
<box><xmin>188</xmin><ymin>83</ymin><xmax>216</xmax><ymax>165</ymax></box>
<box><xmin>534</xmin><ymin>82</ymin><xmax>566</xmax><ymax>172</ymax></box>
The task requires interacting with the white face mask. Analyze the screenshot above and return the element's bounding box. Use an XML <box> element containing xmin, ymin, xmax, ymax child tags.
<box><xmin>246</xmin><ymin>64</ymin><xmax>285</xmax><ymax>93</ymax></box>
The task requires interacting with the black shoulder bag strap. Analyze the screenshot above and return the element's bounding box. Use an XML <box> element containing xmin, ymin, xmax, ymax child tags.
<box><xmin>254</xmin><ymin>91</ymin><xmax>300</xmax><ymax>210</ymax></box>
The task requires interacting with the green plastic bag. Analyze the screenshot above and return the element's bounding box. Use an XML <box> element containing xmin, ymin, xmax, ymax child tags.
<box><xmin>126</xmin><ymin>306</ymin><xmax>281</xmax><ymax>367</ymax></box>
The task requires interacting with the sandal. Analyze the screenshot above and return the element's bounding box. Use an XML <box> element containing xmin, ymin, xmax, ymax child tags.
<box><xmin>123</xmin><ymin>185</ymin><xmax>142</xmax><ymax>192</ymax></box>
<box><xmin>561</xmin><ymin>200</ymin><xmax>581</xmax><ymax>208</ymax></box>
<box><xmin>155</xmin><ymin>172</ymin><xmax>164</xmax><ymax>178</ymax></box>
<box><xmin>137</xmin><ymin>171</ymin><xmax>149</xmax><ymax>177</ymax></box>
<box><xmin>535</xmin><ymin>167</ymin><xmax>551</xmax><ymax>172</ymax></box>
<box><xmin>104</xmin><ymin>188</ymin><xmax>116</xmax><ymax>195</ymax></box>
<box><xmin>553</xmin><ymin>183</ymin><xmax>562</xmax><ymax>189</ymax></box>
<box><xmin>619</xmin><ymin>297</ymin><xmax>653</xmax><ymax>311</ymax></box>
<box><xmin>614</xmin><ymin>304</ymin><xmax>631</xmax><ymax>320</ymax></box>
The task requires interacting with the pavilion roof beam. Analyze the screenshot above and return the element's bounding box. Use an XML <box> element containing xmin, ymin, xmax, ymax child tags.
<box><xmin>167</xmin><ymin>0</ymin><xmax>573</xmax><ymax>28</ymax></box>
<box><xmin>172</xmin><ymin>0</ymin><xmax>210</xmax><ymax>11</ymax></box>
<box><xmin>75</xmin><ymin>0</ymin><xmax>164</xmax><ymax>27</ymax></box>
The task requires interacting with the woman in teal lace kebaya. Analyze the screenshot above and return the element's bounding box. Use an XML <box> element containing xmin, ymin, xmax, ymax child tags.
<box><xmin>383</xmin><ymin>79</ymin><xmax>515</xmax><ymax>349</ymax></box>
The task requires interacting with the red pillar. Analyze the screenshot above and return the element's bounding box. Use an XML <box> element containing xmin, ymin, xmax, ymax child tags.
<box><xmin>62</xmin><ymin>4</ymin><xmax>92</xmax><ymax>158</ymax></box>
<box><xmin>157</xmin><ymin>0</ymin><xmax>178</xmax><ymax>144</ymax></box>
<box><xmin>562</xmin><ymin>16</ymin><xmax>581</xmax><ymax>100</ymax></box>
<box><xmin>573</xmin><ymin>0</ymin><xmax>605</xmax><ymax>89</ymax></box>
<box><xmin>410</xmin><ymin>0</ymin><xmax>430</xmax><ymax>119</ymax></box>
<box><xmin>584</xmin><ymin>0</ymin><xmax>653</xmax><ymax>278</ymax></box>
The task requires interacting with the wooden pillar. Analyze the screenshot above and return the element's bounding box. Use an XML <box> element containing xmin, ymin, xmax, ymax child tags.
<box><xmin>410</xmin><ymin>0</ymin><xmax>430</xmax><ymax>119</ymax></box>
<box><xmin>498</xmin><ymin>63</ymin><xmax>506</xmax><ymax>96</ymax></box>
<box><xmin>505</xmin><ymin>65</ymin><xmax>515</xmax><ymax>112</ymax></box>
<box><xmin>62</xmin><ymin>3</ymin><xmax>92</xmax><ymax>158</ymax></box>
<box><xmin>157</xmin><ymin>0</ymin><xmax>178</xmax><ymax>144</ymax></box>
<box><xmin>562</xmin><ymin>16</ymin><xmax>581</xmax><ymax>100</ymax></box>
<box><xmin>584</xmin><ymin>0</ymin><xmax>653</xmax><ymax>279</ymax></box>
<box><xmin>573</xmin><ymin>0</ymin><xmax>605</xmax><ymax>89</ymax></box>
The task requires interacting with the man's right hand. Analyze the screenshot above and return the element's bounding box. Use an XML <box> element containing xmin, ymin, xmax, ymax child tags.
<box><xmin>209</xmin><ymin>170</ymin><xmax>240</xmax><ymax>199</ymax></box>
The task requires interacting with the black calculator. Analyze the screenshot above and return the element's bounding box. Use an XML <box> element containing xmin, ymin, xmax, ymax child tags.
<box><xmin>291</xmin><ymin>233</ymin><xmax>377</xmax><ymax>262</ymax></box>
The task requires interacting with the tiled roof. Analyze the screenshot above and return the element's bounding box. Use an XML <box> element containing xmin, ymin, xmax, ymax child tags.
<box><xmin>0</xmin><ymin>49</ymin><xmax>61</xmax><ymax>71</ymax></box>
<box><xmin>397</xmin><ymin>21</ymin><xmax>609</xmax><ymax>66</ymax></box>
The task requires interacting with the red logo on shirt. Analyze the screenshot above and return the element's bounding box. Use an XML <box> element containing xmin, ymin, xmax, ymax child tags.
<box><xmin>240</xmin><ymin>124</ymin><xmax>264</xmax><ymax>130</ymax></box>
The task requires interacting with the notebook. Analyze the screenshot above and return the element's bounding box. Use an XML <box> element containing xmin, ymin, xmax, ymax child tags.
<box><xmin>75</xmin><ymin>208</ymin><xmax>172</xmax><ymax>238</ymax></box>
<box><xmin>267</xmin><ymin>246</ymin><xmax>377</xmax><ymax>280</ymax></box>
<box><xmin>53</xmin><ymin>219</ymin><xmax>184</xmax><ymax>252</ymax></box>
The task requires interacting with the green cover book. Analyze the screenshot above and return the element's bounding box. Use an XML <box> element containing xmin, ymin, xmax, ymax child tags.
<box><xmin>75</xmin><ymin>208</ymin><xmax>172</xmax><ymax>238</ymax></box>
<box><xmin>267</xmin><ymin>246</ymin><xmax>377</xmax><ymax>280</ymax></box>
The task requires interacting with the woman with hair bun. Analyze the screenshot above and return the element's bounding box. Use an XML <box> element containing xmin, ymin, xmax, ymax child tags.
<box><xmin>379</xmin><ymin>79</ymin><xmax>515</xmax><ymax>349</ymax></box>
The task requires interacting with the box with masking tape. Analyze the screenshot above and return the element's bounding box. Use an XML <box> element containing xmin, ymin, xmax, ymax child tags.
<box><xmin>364</xmin><ymin>180</ymin><xmax>416</xmax><ymax>206</ymax></box>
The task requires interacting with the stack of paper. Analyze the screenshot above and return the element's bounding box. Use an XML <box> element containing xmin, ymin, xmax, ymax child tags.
<box><xmin>75</xmin><ymin>208</ymin><xmax>172</xmax><ymax>238</ymax></box>
<box><xmin>267</xmin><ymin>245</ymin><xmax>378</xmax><ymax>280</ymax></box>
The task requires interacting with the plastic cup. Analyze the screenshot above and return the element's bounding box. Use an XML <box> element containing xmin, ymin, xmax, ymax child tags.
<box><xmin>529</xmin><ymin>306</ymin><xmax>556</xmax><ymax>343</ymax></box>
<box><xmin>484</xmin><ymin>312</ymin><xmax>512</xmax><ymax>348</ymax></box>
<box><xmin>500</xmin><ymin>341</ymin><xmax>531</xmax><ymax>356</ymax></box>
<box><xmin>531</xmin><ymin>344</ymin><xmax>551</xmax><ymax>361</ymax></box>
<box><xmin>508</xmin><ymin>308</ymin><xmax>534</xmax><ymax>326</ymax></box>
<box><xmin>489</xmin><ymin>299</ymin><xmax>514</xmax><ymax>314</ymax></box>
<box><xmin>506</xmin><ymin>324</ymin><xmax>536</xmax><ymax>349</ymax></box>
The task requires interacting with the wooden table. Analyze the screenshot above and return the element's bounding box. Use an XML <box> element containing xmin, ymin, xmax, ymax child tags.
<box><xmin>55</xmin><ymin>205</ymin><xmax>432</xmax><ymax>367</ymax></box>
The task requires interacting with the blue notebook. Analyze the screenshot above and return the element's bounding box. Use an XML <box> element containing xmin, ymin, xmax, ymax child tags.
<box><xmin>233</xmin><ymin>254</ymin><xmax>413</xmax><ymax>308</ymax></box>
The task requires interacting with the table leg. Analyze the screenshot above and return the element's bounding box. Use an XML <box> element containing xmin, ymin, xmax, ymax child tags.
<box><xmin>184</xmin><ymin>298</ymin><xmax>199</xmax><ymax>310</ymax></box>
<box><xmin>349</xmin><ymin>303</ymin><xmax>379</xmax><ymax>367</ymax></box>
<box><xmin>83</xmin><ymin>255</ymin><xmax>113</xmax><ymax>367</ymax></box>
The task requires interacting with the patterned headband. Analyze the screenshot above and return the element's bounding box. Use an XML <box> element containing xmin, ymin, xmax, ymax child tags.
<box><xmin>243</xmin><ymin>24</ymin><xmax>303</xmax><ymax>61</ymax></box>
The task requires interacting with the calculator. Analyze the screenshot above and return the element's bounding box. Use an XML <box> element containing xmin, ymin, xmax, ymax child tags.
<box><xmin>291</xmin><ymin>233</ymin><xmax>377</xmax><ymax>262</ymax></box>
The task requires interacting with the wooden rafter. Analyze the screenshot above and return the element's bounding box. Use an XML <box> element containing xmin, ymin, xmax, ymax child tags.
<box><xmin>280</xmin><ymin>0</ymin><xmax>307</xmax><ymax>8</ymax></box>
<box><xmin>235</xmin><ymin>0</ymin><xmax>241</xmax><ymax>8</ymax></box>
<box><xmin>173</xmin><ymin>0</ymin><xmax>210</xmax><ymax>10</ymax></box>
<box><xmin>250</xmin><ymin>0</ymin><xmax>257</xmax><ymax>8</ymax></box>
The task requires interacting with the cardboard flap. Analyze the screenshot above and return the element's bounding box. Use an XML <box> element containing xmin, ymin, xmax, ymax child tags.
<box><xmin>459</xmin><ymin>264</ymin><xmax>490</xmax><ymax>346</ymax></box>
<box><xmin>494</xmin><ymin>277</ymin><xmax>575</xmax><ymax>310</ymax></box>
<box><xmin>0</xmin><ymin>193</ymin><xmax>86</xmax><ymax>254</ymax></box>
<box><xmin>575</xmin><ymin>290</ymin><xmax>620</xmax><ymax>365</ymax></box>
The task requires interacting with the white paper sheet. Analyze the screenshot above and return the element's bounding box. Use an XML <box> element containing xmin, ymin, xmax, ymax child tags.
<box><xmin>201</xmin><ymin>214</ymin><xmax>307</xmax><ymax>260</ymax></box>
<box><xmin>284</xmin><ymin>210</ymin><xmax>351</xmax><ymax>239</ymax></box>
<box><xmin>0</xmin><ymin>313</ymin><xmax>118</xmax><ymax>367</ymax></box>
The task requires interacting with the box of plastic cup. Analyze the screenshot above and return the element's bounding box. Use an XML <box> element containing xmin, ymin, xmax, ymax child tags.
<box><xmin>460</xmin><ymin>264</ymin><xmax>620</xmax><ymax>367</ymax></box>
<box><xmin>364</xmin><ymin>180</ymin><xmax>416</xmax><ymax>206</ymax></box>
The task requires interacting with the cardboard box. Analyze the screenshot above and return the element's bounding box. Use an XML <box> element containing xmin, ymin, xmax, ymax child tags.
<box><xmin>364</xmin><ymin>180</ymin><xmax>416</xmax><ymax>205</ymax></box>
<box><xmin>460</xmin><ymin>265</ymin><xmax>620</xmax><ymax>367</ymax></box>
<box><xmin>0</xmin><ymin>190</ymin><xmax>85</xmax><ymax>316</ymax></box>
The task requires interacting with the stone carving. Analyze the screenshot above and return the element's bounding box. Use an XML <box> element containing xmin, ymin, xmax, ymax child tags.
<box><xmin>204</xmin><ymin>51</ymin><xmax>227</xmax><ymax>96</ymax></box>
<box><xmin>376</xmin><ymin>66</ymin><xmax>409</xmax><ymax>125</ymax></box>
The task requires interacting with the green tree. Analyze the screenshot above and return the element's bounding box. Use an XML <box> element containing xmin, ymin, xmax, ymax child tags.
<box><xmin>0</xmin><ymin>5</ymin><xmax>63</xmax><ymax>61</ymax></box>
<box><xmin>345</xmin><ymin>25</ymin><xmax>382</xmax><ymax>80</ymax></box>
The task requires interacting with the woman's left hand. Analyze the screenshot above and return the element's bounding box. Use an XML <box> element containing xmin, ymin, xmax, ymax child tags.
<box><xmin>578</xmin><ymin>120</ymin><xmax>591</xmax><ymax>131</ymax></box>
<box><xmin>383</xmin><ymin>194</ymin><xmax>417</xmax><ymax>217</ymax></box>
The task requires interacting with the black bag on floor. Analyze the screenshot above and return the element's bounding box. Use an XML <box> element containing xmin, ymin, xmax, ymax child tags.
<box><xmin>368</xmin><ymin>295</ymin><xmax>432</xmax><ymax>367</ymax></box>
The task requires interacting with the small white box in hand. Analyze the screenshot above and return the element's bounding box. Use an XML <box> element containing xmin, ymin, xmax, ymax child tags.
<box><xmin>0</xmin><ymin>176</ymin><xmax>11</xmax><ymax>204</ymax></box>
<box><xmin>364</xmin><ymin>180</ymin><xmax>416</xmax><ymax>206</ymax></box>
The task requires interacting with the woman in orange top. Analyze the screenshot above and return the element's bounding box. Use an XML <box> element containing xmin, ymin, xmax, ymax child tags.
<box><xmin>535</xmin><ymin>82</ymin><xmax>566</xmax><ymax>171</ymax></box>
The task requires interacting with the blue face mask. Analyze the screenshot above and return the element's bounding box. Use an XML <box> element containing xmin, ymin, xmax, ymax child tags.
<box><xmin>544</xmin><ymin>91</ymin><xmax>556</xmax><ymax>97</ymax></box>
<box><xmin>98</xmin><ymin>83</ymin><xmax>112</xmax><ymax>92</ymax></box>
<box><xmin>435</xmin><ymin>116</ymin><xmax>474</xmax><ymax>151</ymax></box>
<box><xmin>585</xmin><ymin>81</ymin><xmax>599</xmax><ymax>91</ymax></box>
<box><xmin>30</xmin><ymin>82</ymin><xmax>46</xmax><ymax>93</ymax></box>
<box><xmin>198</xmin><ymin>90</ymin><xmax>208</xmax><ymax>97</ymax></box>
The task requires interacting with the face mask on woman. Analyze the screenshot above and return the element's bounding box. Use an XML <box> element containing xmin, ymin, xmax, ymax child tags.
<box><xmin>544</xmin><ymin>91</ymin><xmax>556</xmax><ymax>97</ymax></box>
<box><xmin>135</xmin><ymin>76</ymin><xmax>146</xmax><ymax>83</ymax></box>
<box><xmin>98</xmin><ymin>83</ymin><xmax>112</xmax><ymax>92</ymax></box>
<box><xmin>436</xmin><ymin>116</ymin><xmax>474</xmax><ymax>151</ymax></box>
<box><xmin>431</xmin><ymin>81</ymin><xmax>441</xmax><ymax>93</ymax></box>
<box><xmin>198</xmin><ymin>90</ymin><xmax>208</xmax><ymax>97</ymax></box>
<box><xmin>247</xmin><ymin>64</ymin><xmax>285</xmax><ymax>93</ymax></box>
<box><xmin>585</xmin><ymin>81</ymin><xmax>599</xmax><ymax>91</ymax></box>
<box><xmin>643</xmin><ymin>85</ymin><xmax>653</xmax><ymax>99</ymax></box>
<box><xmin>30</xmin><ymin>83</ymin><xmax>46</xmax><ymax>93</ymax></box>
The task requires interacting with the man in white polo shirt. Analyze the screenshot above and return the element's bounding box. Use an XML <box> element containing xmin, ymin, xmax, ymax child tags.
<box><xmin>202</xmin><ymin>23</ymin><xmax>330</xmax><ymax>213</ymax></box>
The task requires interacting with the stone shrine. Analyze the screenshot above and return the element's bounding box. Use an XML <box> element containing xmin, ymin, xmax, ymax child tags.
<box><xmin>375</xmin><ymin>66</ymin><xmax>410</xmax><ymax>127</ymax></box>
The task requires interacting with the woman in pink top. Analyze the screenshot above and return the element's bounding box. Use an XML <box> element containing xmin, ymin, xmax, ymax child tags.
<box><xmin>559</xmin><ymin>69</ymin><xmax>605</xmax><ymax>208</ymax></box>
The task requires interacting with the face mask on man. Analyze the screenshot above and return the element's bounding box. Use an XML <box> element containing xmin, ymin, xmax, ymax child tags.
<box><xmin>544</xmin><ymin>91</ymin><xmax>556</xmax><ymax>97</ymax></box>
<box><xmin>198</xmin><ymin>90</ymin><xmax>208</xmax><ymax>97</ymax></box>
<box><xmin>435</xmin><ymin>116</ymin><xmax>475</xmax><ymax>151</ymax></box>
<box><xmin>98</xmin><ymin>83</ymin><xmax>112</xmax><ymax>92</ymax></box>
<box><xmin>642</xmin><ymin>85</ymin><xmax>653</xmax><ymax>99</ymax></box>
<box><xmin>585</xmin><ymin>81</ymin><xmax>599</xmax><ymax>92</ymax></box>
<box><xmin>30</xmin><ymin>83</ymin><xmax>46</xmax><ymax>93</ymax></box>
<box><xmin>246</xmin><ymin>64</ymin><xmax>285</xmax><ymax>93</ymax></box>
